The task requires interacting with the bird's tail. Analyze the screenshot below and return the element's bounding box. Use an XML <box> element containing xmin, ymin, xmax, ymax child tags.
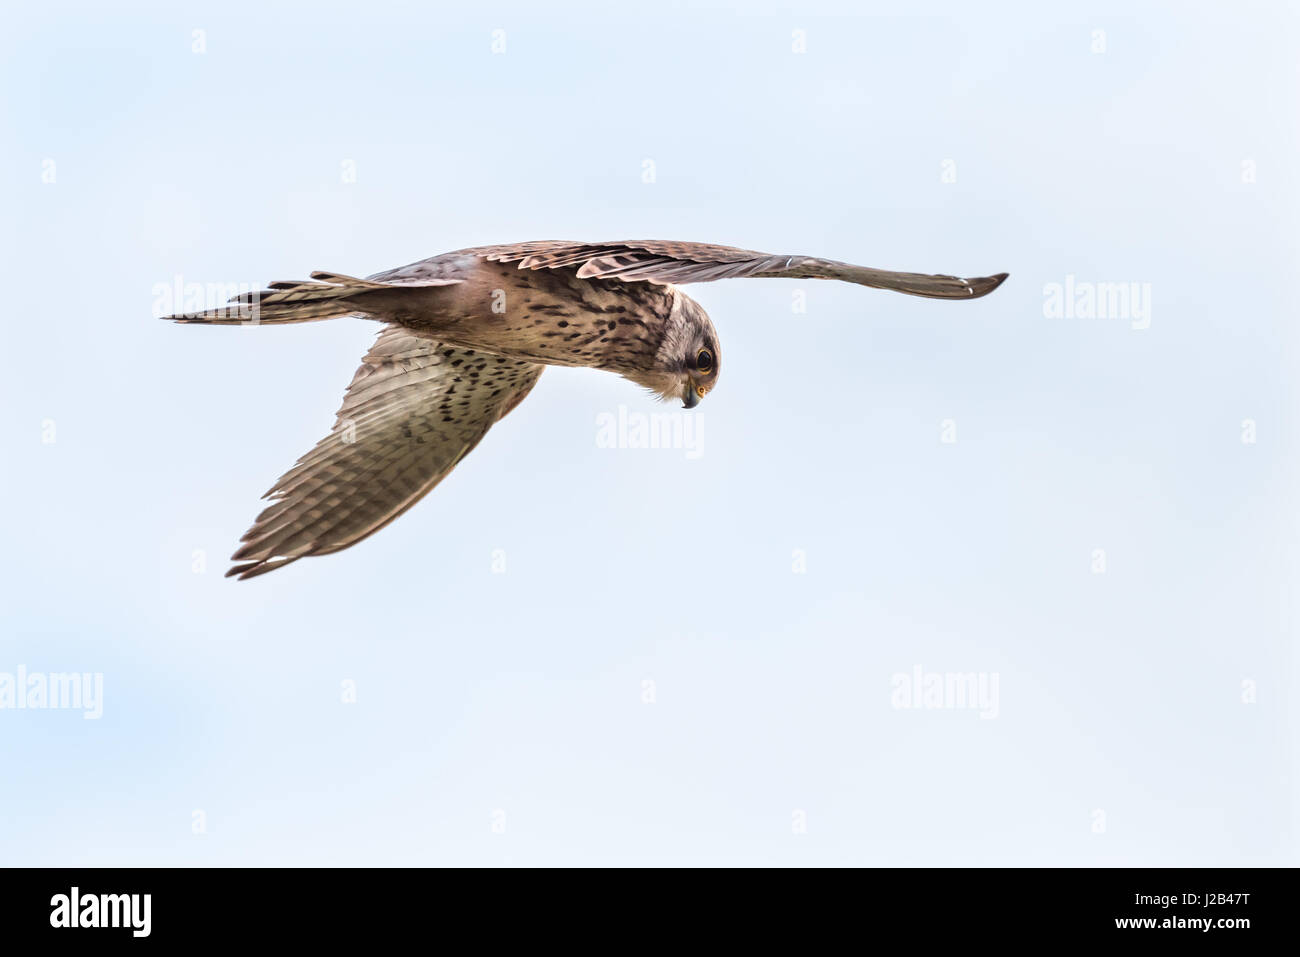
<box><xmin>161</xmin><ymin>271</ymin><xmax>459</xmax><ymax>325</ymax></box>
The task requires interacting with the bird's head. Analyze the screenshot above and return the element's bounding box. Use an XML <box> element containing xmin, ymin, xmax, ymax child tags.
<box><xmin>641</xmin><ymin>289</ymin><xmax>720</xmax><ymax>409</ymax></box>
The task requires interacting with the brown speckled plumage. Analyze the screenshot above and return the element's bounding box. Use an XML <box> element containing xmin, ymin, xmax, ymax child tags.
<box><xmin>165</xmin><ymin>240</ymin><xmax>1007</xmax><ymax>578</ymax></box>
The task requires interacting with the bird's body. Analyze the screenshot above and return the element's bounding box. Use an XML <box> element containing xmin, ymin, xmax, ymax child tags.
<box><xmin>166</xmin><ymin>240</ymin><xmax>1007</xmax><ymax>578</ymax></box>
<box><xmin>365</xmin><ymin>250</ymin><xmax>695</xmax><ymax>386</ymax></box>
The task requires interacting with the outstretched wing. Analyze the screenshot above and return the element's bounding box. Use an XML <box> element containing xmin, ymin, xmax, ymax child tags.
<box><xmin>227</xmin><ymin>326</ymin><xmax>542</xmax><ymax>579</ymax></box>
<box><xmin>477</xmin><ymin>240</ymin><xmax>1007</xmax><ymax>299</ymax></box>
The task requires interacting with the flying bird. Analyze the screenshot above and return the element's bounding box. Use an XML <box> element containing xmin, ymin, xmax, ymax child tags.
<box><xmin>165</xmin><ymin>240</ymin><xmax>1008</xmax><ymax>579</ymax></box>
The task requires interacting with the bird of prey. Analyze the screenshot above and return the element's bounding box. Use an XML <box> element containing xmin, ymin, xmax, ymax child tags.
<box><xmin>165</xmin><ymin>240</ymin><xmax>1008</xmax><ymax>579</ymax></box>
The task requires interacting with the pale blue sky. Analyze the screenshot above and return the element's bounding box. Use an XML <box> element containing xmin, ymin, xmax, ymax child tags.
<box><xmin>1</xmin><ymin>0</ymin><xmax>1295</xmax><ymax>865</ymax></box>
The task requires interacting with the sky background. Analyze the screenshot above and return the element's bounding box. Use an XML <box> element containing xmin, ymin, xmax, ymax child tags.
<box><xmin>1</xmin><ymin>0</ymin><xmax>1296</xmax><ymax>866</ymax></box>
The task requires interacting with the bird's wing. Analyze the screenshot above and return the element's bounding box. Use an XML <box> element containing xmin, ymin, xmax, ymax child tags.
<box><xmin>227</xmin><ymin>326</ymin><xmax>542</xmax><ymax>580</ymax></box>
<box><xmin>478</xmin><ymin>240</ymin><xmax>1007</xmax><ymax>300</ymax></box>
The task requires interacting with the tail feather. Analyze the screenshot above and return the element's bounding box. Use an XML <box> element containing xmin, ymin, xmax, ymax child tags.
<box><xmin>162</xmin><ymin>272</ymin><xmax>461</xmax><ymax>325</ymax></box>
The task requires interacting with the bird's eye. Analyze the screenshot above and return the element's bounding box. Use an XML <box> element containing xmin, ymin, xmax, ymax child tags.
<box><xmin>696</xmin><ymin>349</ymin><xmax>714</xmax><ymax>373</ymax></box>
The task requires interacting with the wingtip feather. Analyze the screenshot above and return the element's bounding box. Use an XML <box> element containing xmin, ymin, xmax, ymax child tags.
<box><xmin>963</xmin><ymin>272</ymin><xmax>1010</xmax><ymax>299</ymax></box>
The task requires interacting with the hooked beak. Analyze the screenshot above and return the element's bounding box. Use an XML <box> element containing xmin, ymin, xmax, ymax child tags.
<box><xmin>681</xmin><ymin>385</ymin><xmax>700</xmax><ymax>409</ymax></box>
